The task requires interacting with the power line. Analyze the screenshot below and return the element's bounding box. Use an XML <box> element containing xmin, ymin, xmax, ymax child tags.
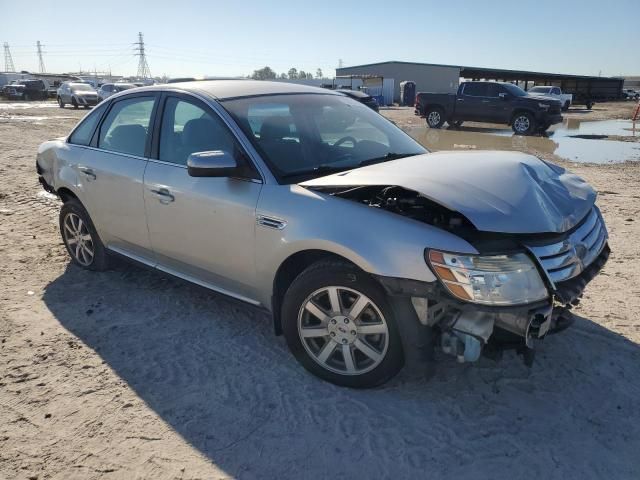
<box><xmin>3</xmin><ymin>43</ymin><xmax>15</xmax><ymax>72</ymax></box>
<box><xmin>36</xmin><ymin>40</ymin><xmax>45</xmax><ymax>73</ymax></box>
<box><xmin>134</xmin><ymin>32</ymin><xmax>151</xmax><ymax>79</ymax></box>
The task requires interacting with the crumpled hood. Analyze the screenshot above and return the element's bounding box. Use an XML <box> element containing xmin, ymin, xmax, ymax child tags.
<box><xmin>300</xmin><ymin>151</ymin><xmax>596</xmax><ymax>234</ymax></box>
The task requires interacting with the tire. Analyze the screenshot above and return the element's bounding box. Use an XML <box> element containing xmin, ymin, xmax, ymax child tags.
<box><xmin>59</xmin><ymin>199</ymin><xmax>110</xmax><ymax>271</ymax></box>
<box><xmin>281</xmin><ymin>261</ymin><xmax>405</xmax><ymax>388</ymax></box>
<box><xmin>425</xmin><ymin>107</ymin><xmax>445</xmax><ymax>129</ymax></box>
<box><xmin>71</xmin><ymin>97</ymin><xmax>79</xmax><ymax>109</ymax></box>
<box><xmin>57</xmin><ymin>97</ymin><xmax>65</xmax><ymax>108</ymax></box>
<box><xmin>512</xmin><ymin>111</ymin><xmax>536</xmax><ymax>135</ymax></box>
<box><xmin>562</xmin><ymin>101</ymin><xmax>570</xmax><ymax>111</ymax></box>
<box><xmin>586</xmin><ymin>101</ymin><xmax>593</xmax><ymax>110</ymax></box>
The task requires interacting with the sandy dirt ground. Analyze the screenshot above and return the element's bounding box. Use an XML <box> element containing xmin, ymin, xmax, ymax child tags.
<box><xmin>1</xmin><ymin>101</ymin><xmax>640</xmax><ymax>480</ymax></box>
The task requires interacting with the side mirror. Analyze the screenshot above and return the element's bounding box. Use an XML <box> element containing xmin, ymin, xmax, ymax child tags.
<box><xmin>187</xmin><ymin>150</ymin><xmax>238</xmax><ymax>177</ymax></box>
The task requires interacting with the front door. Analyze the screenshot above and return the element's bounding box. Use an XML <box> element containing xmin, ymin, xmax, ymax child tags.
<box><xmin>78</xmin><ymin>94</ymin><xmax>158</xmax><ymax>260</ymax></box>
<box><xmin>143</xmin><ymin>94</ymin><xmax>262</xmax><ymax>302</ymax></box>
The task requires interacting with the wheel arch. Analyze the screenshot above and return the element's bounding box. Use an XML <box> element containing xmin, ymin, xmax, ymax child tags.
<box><xmin>271</xmin><ymin>249</ymin><xmax>361</xmax><ymax>335</ymax></box>
<box><xmin>57</xmin><ymin>186</ymin><xmax>80</xmax><ymax>204</ymax></box>
<box><xmin>509</xmin><ymin>108</ymin><xmax>535</xmax><ymax>125</ymax></box>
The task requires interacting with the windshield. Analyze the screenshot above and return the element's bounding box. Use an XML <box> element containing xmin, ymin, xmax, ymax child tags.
<box><xmin>222</xmin><ymin>94</ymin><xmax>426</xmax><ymax>183</ymax></box>
<box><xmin>529</xmin><ymin>86</ymin><xmax>551</xmax><ymax>94</ymax></box>
<box><xmin>502</xmin><ymin>83</ymin><xmax>527</xmax><ymax>97</ymax></box>
<box><xmin>71</xmin><ymin>84</ymin><xmax>93</xmax><ymax>92</ymax></box>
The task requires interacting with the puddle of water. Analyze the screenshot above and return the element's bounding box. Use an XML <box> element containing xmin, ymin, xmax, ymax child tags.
<box><xmin>405</xmin><ymin>119</ymin><xmax>640</xmax><ymax>164</ymax></box>
<box><xmin>0</xmin><ymin>102</ymin><xmax>59</xmax><ymax>110</ymax></box>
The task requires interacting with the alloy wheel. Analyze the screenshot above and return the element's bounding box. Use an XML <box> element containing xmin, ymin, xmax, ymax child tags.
<box><xmin>297</xmin><ymin>286</ymin><xmax>389</xmax><ymax>376</ymax></box>
<box><xmin>63</xmin><ymin>212</ymin><xmax>94</xmax><ymax>266</ymax></box>
<box><xmin>427</xmin><ymin>111</ymin><xmax>441</xmax><ymax>126</ymax></box>
<box><xmin>514</xmin><ymin>115</ymin><xmax>530</xmax><ymax>133</ymax></box>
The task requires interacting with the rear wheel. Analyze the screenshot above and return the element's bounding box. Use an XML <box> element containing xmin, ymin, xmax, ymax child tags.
<box><xmin>512</xmin><ymin>111</ymin><xmax>536</xmax><ymax>135</ymax></box>
<box><xmin>586</xmin><ymin>101</ymin><xmax>593</xmax><ymax>110</ymax></box>
<box><xmin>562</xmin><ymin>101</ymin><xmax>570</xmax><ymax>111</ymax></box>
<box><xmin>282</xmin><ymin>261</ymin><xmax>404</xmax><ymax>388</ymax></box>
<box><xmin>71</xmin><ymin>97</ymin><xmax>79</xmax><ymax>109</ymax></box>
<box><xmin>57</xmin><ymin>97</ymin><xmax>65</xmax><ymax>108</ymax></box>
<box><xmin>59</xmin><ymin>199</ymin><xmax>110</xmax><ymax>271</ymax></box>
<box><xmin>425</xmin><ymin>107</ymin><xmax>445</xmax><ymax>129</ymax></box>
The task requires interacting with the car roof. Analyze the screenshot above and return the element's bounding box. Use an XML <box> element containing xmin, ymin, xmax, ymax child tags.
<box><xmin>337</xmin><ymin>89</ymin><xmax>370</xmax><ymax>98</ymax></box>
<box><xmin>129</xmin><ymin>80</ymin><xmax>342</xmax><ymax>100</ymax></box>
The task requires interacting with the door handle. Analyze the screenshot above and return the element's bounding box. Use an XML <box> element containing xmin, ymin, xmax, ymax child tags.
<box><xmin>78</xmin><ymin>166</ymin><xmax>96</xmax><ymax>180</ymax></box>
<box><xmin>149</xmin><ymin>187</ymin><xmax>175</xmax><ymax>204</ymax></box>
<box><xmin>457</xmin><ymin>98</ymin><xmax>464</xmax><ymax>102</ymax></box>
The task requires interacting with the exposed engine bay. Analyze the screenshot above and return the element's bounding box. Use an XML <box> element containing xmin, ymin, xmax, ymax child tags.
<box><xmin>307</xmin><ymin>185</ymin><xmax>477</xmax><ymax>234</ymax></box>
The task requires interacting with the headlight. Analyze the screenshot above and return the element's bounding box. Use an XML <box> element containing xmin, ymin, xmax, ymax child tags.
<box><xmin>538</xmin><ymin>103</ymin><xmax>550</xmax><ymax>109</ymax></box>
<box><xmin>427</xmin><ymin>250</ymin><xmax>548</xmax><ymax>305</ymax></box>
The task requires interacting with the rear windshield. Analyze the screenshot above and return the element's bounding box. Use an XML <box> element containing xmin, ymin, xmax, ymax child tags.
<box><xmin>114</xmin><ymin>84</ymin><xmax>135</xmax><ymax>92</ymax></box>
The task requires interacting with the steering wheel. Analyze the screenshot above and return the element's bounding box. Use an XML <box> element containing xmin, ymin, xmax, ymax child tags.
<box><xmin>333</xmin><ymin>136</ymin><xmax>357</xmax><ymax>148</ymax></box>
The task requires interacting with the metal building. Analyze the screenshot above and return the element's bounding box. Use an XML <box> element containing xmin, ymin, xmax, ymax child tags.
<box><xmin>336</xmin><ymin>61</ymin><xmax>459</xmax><ymax>103</ymax></box>
<box><xmin>336</xmin><ymin>61</ymin><xmax>624</xmax><ymax>104</ymax></box>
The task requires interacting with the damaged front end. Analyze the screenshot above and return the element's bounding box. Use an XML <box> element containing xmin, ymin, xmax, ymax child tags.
<box><xmin>306</xmin><ymin>181</ymin><xmax>610</xmax><ymax>367</ymax></box>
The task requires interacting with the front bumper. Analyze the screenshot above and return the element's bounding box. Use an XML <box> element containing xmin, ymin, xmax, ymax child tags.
<box><xmin>75</xmin><ymin>95</ymin><xmax>98</xmax><ymax>106</ymax></box>
<box><xmin>377</xmin><ymin>243</ymin><xmax>609</xmax><ymax>363</ymax></box>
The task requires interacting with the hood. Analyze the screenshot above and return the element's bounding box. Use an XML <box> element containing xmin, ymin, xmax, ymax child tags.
<box><xmin>300</xmin><ymin>151</ymin><xmax>596</xmax><ymax>234</ymax></box>
<box><xmin>525</xmin><ymin>93</ymin><xmax>562</xmax><ymax>105</ymax></box>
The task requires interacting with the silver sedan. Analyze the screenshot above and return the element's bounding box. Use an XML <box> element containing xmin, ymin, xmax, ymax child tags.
<box><xmin>36</xmin><ymin>81</ymin><xmax>609</xmax><ymax>387</ymax></box>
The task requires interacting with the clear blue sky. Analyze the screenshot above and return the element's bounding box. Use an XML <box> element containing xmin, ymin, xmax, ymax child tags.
<box><xmin>3</xmin><ymin>0</ymin><xmax>639</xmax><ymax>78</ymax></box>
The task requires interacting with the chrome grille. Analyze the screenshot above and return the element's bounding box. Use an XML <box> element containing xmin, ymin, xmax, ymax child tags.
<box><xmin>526</xmin><ymin>207</ymin><xmax>608</xmax><ymax>286</ymax></box>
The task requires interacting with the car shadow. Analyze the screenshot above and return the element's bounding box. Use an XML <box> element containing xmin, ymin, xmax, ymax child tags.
<box><xmin>42</xmin><ymin>262</ymin><xmax>640</xmax><ymax>479</ymax></box>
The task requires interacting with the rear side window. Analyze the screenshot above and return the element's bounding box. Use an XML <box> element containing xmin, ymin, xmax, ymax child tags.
<box><xmin>98</xmin><ymin>97</ymin><xmax>155</xmax><ymax>157</ymax></box>
<box><xmin>159</xmin><ymin>97</ymin><xmax>237</xmax><ymax>166</ymax></box>
<box><xmin>68</xmin><ymin>103</ymin><xmax>108</xmax><ymax>146</ymax></box>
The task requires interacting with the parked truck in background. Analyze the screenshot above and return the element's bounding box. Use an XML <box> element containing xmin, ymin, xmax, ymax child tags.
<box><xmin>528</xmin><ymin>86</ymin><xmax>573</xmax><ymax>111</ymax></box>
<box><xmin>415</xmin><ymin>81</ymin><xmax>563</xmax><ymax>135</ymax></box>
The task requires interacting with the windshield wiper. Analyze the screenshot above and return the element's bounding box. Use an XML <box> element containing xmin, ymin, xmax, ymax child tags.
<box><xmin>281</xmin><ymin>164</ymin><xmax>351</xmax><ymax>179</ymax></box>
<box><xmin>357</xmin><ymin>152</ymin><xmax>421</xmax><ymax>167</ymax></box>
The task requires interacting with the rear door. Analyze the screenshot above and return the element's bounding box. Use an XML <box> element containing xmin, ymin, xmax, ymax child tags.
<box><xmin>143</xmin><ymin>93</ymin><xmax>262</xmax><ymax>302</ymax></box>
<box><xmin>76</xmin><ymin>93</ymin><xmax>159</xmax><ymax>261</ymax></box>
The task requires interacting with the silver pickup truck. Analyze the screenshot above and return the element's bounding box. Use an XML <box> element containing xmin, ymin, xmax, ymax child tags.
<box><xmin>36</xmin><ymin>81</ymin><xmax>609</xmax><ymax>388</ymax></box>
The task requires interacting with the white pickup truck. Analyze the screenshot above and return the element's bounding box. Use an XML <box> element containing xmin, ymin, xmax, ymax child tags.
<box><xmin>528</xmin><ymin>86</ymin><xmax>573</xmax><ymax>111</ymax></box>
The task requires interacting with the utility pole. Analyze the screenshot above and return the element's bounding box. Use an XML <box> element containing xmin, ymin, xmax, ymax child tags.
<box><xmin>36</xmin><ymin>40</ymin><xmax>46</xmax><ymax>73</ymax></box>
<box><xmin>3</xmin><ymin>43</ymin><xmax>15</xmax><ymax>72</ymax></box>
<box><xmin>134</xmin><ymin>32</ymin><xmax>151</xmax><ymax>79</ymax></box>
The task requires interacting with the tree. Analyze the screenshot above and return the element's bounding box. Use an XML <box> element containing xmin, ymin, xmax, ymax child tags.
<box><xmin>251</xmin><ymin>66</ymin><xmax>276</xmax><ymax>80</ymax></box>
<box><xmin>299</xmin><ymin>70</ymin><xmax>308</xmax><ymax>79</ymax></box>
<box><xmin>315</xmin><ymin>68</ymin><xmax>323</xmax><ymax>79</ymax></box>
<box><xmin>279</xmin><ymin>72</ymin><xmax>288</xmax><ymax>79</ymax></box>
<box><xmin>288</xmin><ymin>68</ymin><xmax>298</xmax><ymax>79</ymax></box>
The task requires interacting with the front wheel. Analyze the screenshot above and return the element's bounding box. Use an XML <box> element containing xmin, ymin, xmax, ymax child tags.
<box><xmin>282</xmin><ymin>261</ymin><xmax>404</xmax><ymax>388</ymax></box>
<box><xmin>512</xmin><ymin>112</ymin><xmax>536</xmax><ymax>135</ymax></box>
<box><xmin>71</xmin><ymin>97</ymin><xmax>79</xmax><ymax>109</ymax></box>
<box><xmin>425</xmin><ymin>107</ymin><xmax>445</xmax><ymax>128</ymax></box>
<box><xmin>60</xmin><ymin>199</ymin><xmax>110</xmax><ymax>271</ymax></box>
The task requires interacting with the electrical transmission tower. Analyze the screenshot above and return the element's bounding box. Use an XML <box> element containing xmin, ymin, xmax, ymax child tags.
<box><xmin>36</xmin><ymin>40</ymin><xmax>46</xmax><ymax>73</ymax></box>
<box><xmin>134</xmin><ymin>32</ymin><xmax>151</xmax><ymax>79</ymax></box>
<box><xmin>3</xmin><ymin>43</ymin><xmax>15</xmax><ymax>72</ymax></box>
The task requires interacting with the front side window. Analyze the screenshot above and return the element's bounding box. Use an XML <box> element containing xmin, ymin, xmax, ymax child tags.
<box><xmin>159</xmin><ymin>97</ymin><xmax>238</xmax><ymax>166</ymax></box>
<box><xmin>98</xmin><ymin>96</ymin><xmax>155</xmax><ymax>157</ymax></box>
<box><xmin>222</xmin><ymin>93</ymin><xmax>426</xmax><ymax>182</ymax></box>
<box><xmin>68</xmin><ymin>102</ymin><xmax>108</xmax><ymax>146</ymax></box>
